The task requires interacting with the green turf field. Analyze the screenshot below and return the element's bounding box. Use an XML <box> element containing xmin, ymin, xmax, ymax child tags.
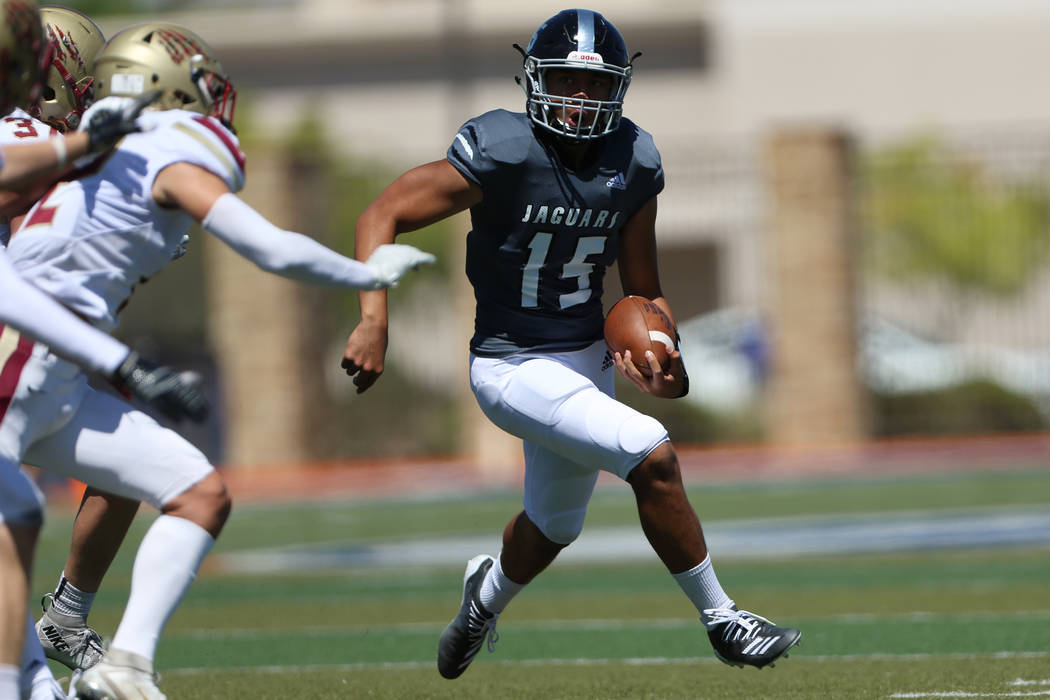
<box><xmin>34</xmin><ymin>468</ymin><xmax>1050</xmax><ymax>699</ymax></box>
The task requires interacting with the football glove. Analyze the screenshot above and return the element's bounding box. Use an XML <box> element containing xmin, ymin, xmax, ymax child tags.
<box><xmin>364</xmin><ymin>244</ymin><xmax>436</xmax><ymax>289</ymax></box>
<box><xmin>81</xmin><ymin>90</ymin><xmax>163</xmax><ymax>155</ymax></box>
<box><xmin>112</xmin><ymin>352</ymin><xmax>210</xmax><ymax>423</ymax></box>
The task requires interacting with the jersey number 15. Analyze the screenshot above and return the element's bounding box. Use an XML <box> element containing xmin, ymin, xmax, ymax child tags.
<box><xmin>522</xmin><ymin>232</ymin><xmax>606</xmax><ymax>310</ymax></box>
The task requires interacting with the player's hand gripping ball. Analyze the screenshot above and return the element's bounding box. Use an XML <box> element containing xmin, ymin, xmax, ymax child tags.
<box><xmin>603</xmin><ymin>296</ymin><xmax>677</xmax><ymax>377</ymax></box>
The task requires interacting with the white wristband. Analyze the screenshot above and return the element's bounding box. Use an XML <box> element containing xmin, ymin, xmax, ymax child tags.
<box><xmin>51</xmin><ymin>137</ymin><xmax>68</xmax><ymax>168</ymax></box>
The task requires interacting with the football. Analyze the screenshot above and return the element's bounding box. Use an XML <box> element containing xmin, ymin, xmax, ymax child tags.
<box><xmin>603</xmin><ymin>295</ymin><xmax>677</xmax><ymax>376</ymax></box>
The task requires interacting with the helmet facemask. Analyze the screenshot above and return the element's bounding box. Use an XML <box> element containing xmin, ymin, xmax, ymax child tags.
<box><xmin>190</xmin><ymin>53</ymin><xmax>236</xmax><ymax>128</ymax></box>
<box><xmin>523</xmin><ymin>55</ymin><xmax>630</xmax><ymax>141</ymax></box>
<box><xmin>517</xmin><ymin>9</ymin><xmax>635</xmax><ymax>142</ymax></box>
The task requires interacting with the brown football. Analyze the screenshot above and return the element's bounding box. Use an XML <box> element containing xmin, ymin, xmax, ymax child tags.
<box><xmin>603</xmin><ymin>295</ymin><xmax>677</xmax><ymax>376</ymax></box>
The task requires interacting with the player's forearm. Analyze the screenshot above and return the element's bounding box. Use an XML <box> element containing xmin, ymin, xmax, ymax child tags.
<box><xmin>353</xmin><ymin>210</ymin><xmax>396</xmax><ymax>324</ymax></box>
<box><xmin>0</xmin><ymin>133</ymin><xmax>85</xmax><ymax>190</ymax></box>
<box><xmin>203</xmin><ymin>193</ymin><xmax>383</xmax><ymax>289</ymax></box>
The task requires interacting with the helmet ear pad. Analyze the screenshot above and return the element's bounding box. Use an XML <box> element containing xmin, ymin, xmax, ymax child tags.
<box><xmin>521</xmin><ymin>9</ymin><xmax>632</xmax><ymax>141</ymax></box>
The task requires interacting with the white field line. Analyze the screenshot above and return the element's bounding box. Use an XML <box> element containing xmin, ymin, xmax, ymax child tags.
<box><xmin>145</xmin><ymin>650</ymin><xmax>1050</xmax><ymax>676</ymax></box>
<box><xmin>215</xmin><ymin>505</ymin><xmax>1050</xmax><ymax>572</ymax></box>
<box><xmin>891</xmin><ymin>692</ymin><xmax>1050</xmax><ymax>698</ymax></box>
<box><xmin>167</xmin><ymin>610</ymin><xmax>1050</xmax><ymax>639</ymax></box>
<box><xmin>891</xmin><ymin>694</ymin><xmax>1050</xmax><ymax>698</ymax></box>
<box><xmin>890</xmin><ymin>674</ymin><xmax>1050</xmax><ymax>698</ymax></box>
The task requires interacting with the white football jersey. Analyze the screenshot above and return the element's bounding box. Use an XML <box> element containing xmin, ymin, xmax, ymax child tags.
<box><xmin>0</xmin><ymin>108</ymin><xmax>57</xmax><ymax>144</ymax></box>
<box><xmin>0</xmin><ymin>109</ymin><xmax>59</xmax><ymax>246</ymax></box>
<box><xmin>6</xmin><ymin>110</ymin><xmax>245</xmax><ymax>331</ymax></box>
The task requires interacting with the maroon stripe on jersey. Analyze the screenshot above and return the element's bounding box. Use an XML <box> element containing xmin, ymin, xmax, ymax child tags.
<box><xmin>0</xmin><ymin>326</ymin><xmax>34</xmax><ymax>425</ymax></box>
<box><xmin>192</xmin><ymin>116</ymin><xmax>246</xmax><ymax>173</ymax></box>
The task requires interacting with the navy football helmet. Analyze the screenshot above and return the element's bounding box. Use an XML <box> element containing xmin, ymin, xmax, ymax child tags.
<box><xmin>517</xmin><ymin>9</ymin><xmax>634</xmax><ymax>141</ymax></box>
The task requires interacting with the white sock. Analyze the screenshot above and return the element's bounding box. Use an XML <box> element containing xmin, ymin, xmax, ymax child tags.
<box><xmin>110</xmin><ymin>515</ymin><xmax>214</xmax><ymax>661</ymax></box>
<box><xmin>51</xmin><ymin>572</ymin><xmax>96</xmax><ymax>619</ymax></box>
<box><xmin>477</xmin><ymin>553</ymin><xmax>525</xmax><ymax>614</ymax></box>
<box><xmin>672</xmin><ymin>554</ymin><xmax>734</xmax><ymax>614</ymax></box>
<box><xmin>0</xmin><ymin>665</ymin><xmax>20</xmax><ymax>700</ymax></box>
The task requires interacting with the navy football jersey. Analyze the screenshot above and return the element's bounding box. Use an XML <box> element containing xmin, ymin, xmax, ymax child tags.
<box><xmin>447</xmin><ymin>109</ymin><xmax>664</xmax><ymax>356</ymax></box>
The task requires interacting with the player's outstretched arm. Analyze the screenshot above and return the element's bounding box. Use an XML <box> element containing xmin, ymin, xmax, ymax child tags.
<box><xmin>155</xmin><ymin>163</ymin><xmax>435</xmax><ymax>289</ymax></box>
<box><xmin>201</xmin><ymin>192</ymin><xmax>435</xmax><ymax>288</ymax></box>
<box><xmin>111</xmin><ymin>352</ymin><xmax>210</xmax><ymax>423</ymax></box>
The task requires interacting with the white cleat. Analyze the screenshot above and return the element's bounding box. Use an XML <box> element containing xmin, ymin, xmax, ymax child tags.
<box><xmin>74</xmin><ymin>650</ymin><xmax>166</xmax><ymax>700</ymax></box>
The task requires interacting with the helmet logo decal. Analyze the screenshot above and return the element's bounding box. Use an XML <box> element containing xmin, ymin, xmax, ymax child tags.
<box><xmin>35</xmin><ymin>11</ymin><xmax>103</xmax><ymax>129</ymax></box>
<box><xmin>574</xmin><ymin>9</ymin><xmax>595</xmax><ymax>52</ymax></box>
<box><xmin>110</xmin><ymin>73</ymin><xmax>145</xmax><ymax>95</ymax></box>
<box><xmin>153</xmin><ymin>28</ymin><xmax>207</xmax><ymax>65</ymax></box>
<box><xmin>567</xmin><ymin>51</ymin><xmax>603</xmax><ymax>64</ymax></box>
<box><xmin>46</xmin><ymin>25</ymin><xmax>87</xmax><ymax>76</ymax></box>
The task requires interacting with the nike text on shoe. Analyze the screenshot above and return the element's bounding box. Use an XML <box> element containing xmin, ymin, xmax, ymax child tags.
<box><xmin>36</xmin><ymin>595</ymin><xmax>105</xmax><ymax>670</ymax></box>
<box><xmin>701</xmin><ymin>606</ymin><xmax>801</xmax><ymax>669</ymax></box>
<box><xmin>437</xmin><ymin>554</ymin><xmax>500</xmax><ymax>679</ymax></box>
<box><xmin>75</xmin><ymin>649</ymin><xmax>166</xmax><ymax>700</ymax></box>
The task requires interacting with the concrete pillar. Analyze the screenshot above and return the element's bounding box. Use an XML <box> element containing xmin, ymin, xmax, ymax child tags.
<box><xmin>762</xmin><ymin>127</ymin><xmax>868</xmax><ymax>447</ymax></box>
<box><xmin>203</xmin><ymin>146</ymin><xmax>330</xmax><ymax>468</ymax></box>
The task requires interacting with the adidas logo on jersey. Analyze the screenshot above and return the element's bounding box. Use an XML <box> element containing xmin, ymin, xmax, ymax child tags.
<box><xmin>601</xmin><ymin>351</ymin><xmax>614</xmax><ymax>372</ymax></box>
<box><xmin>606</xmin><ymin>173</ymin><xmax>626</xmax><ymax>190</ymax></box>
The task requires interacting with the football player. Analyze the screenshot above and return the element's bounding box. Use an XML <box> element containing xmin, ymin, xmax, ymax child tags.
<box><xmin>0</xmin><ymin>5</ymin><xmax>209</xmax><ymax>700</ymax></box>
<box><xmin>4</xmin><ymin>21</ymin><xmax>434</xmax><ymax>700</ymax></box>
<box><xmin>0</xmin><ymin>5</ymin><xmax>105</xmax><ymax>243</ymax></box>
<box><xmin>0</xmin><ymin>2</ymin><xmax>147</xmax><ymax>192</ymax></box>
<box><xmin>341</xmin><ymin>9</ymin><xmax>801</xmax><ymax>678</ymax></box>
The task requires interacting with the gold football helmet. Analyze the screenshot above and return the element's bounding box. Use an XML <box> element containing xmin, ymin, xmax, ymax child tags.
<box><xmin>33</xmin><ymin>5</ymin><xmax>104</xmax><ymax>130</ymax></box>
<box><xmin>93</xmin><ymin>23</ymin><xmax>235</xmax><ymax>128</ymax></box>
<box><xmin>0</xmin><ymin>0</ymin><xmax>48</xmax><ymax>116</ymax></box>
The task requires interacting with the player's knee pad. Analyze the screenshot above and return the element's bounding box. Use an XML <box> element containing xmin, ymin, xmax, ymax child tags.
<box><xmin>558</xmin><ymin>389</ymin><xmax>669</xmax><ymax>479</ymax></box>
<box><xmin>531</xmin><ymin>507</ymin><xmax>587</xmax><ymax>546</ymax></box>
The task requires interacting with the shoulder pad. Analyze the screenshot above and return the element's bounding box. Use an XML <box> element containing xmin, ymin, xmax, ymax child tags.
<box><xmin>618</xmin><ymin>118</ymin><xmax>662</xmax><ymax>171</ymax></box>
<box><xmin>147</xmin><ymin>111</ymin><xmax>246</xmax><ymax>192</ymax></box>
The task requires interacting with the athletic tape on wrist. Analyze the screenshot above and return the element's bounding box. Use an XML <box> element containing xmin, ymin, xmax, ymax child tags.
<box><xmin>51</xmin><ymin>137</ymin><xmax>68</xmax><ymax>168</ymax></box>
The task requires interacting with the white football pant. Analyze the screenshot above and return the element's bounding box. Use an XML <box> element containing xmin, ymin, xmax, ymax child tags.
<box><xmin>470</xmin><ymin>340</ymin><xmax>668</xmax><ymax>544</ymax></box>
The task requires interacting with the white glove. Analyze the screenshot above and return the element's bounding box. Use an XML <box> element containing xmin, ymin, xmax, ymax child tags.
<box><xmin>365</xmin><ymin>244</ymin><xmax>436</xmax><ymax>288</ymax></box>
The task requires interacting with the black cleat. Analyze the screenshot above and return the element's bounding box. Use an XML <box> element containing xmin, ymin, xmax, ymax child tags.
<box><xmin>701</xmin><ymin>606</ymin><xmax>801</xmax><ymax>669</ymax></box>
<box><xmin>437</xmin><ymin>554</ymin><xmax>500</xmax><ymax>679</ymax></box>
